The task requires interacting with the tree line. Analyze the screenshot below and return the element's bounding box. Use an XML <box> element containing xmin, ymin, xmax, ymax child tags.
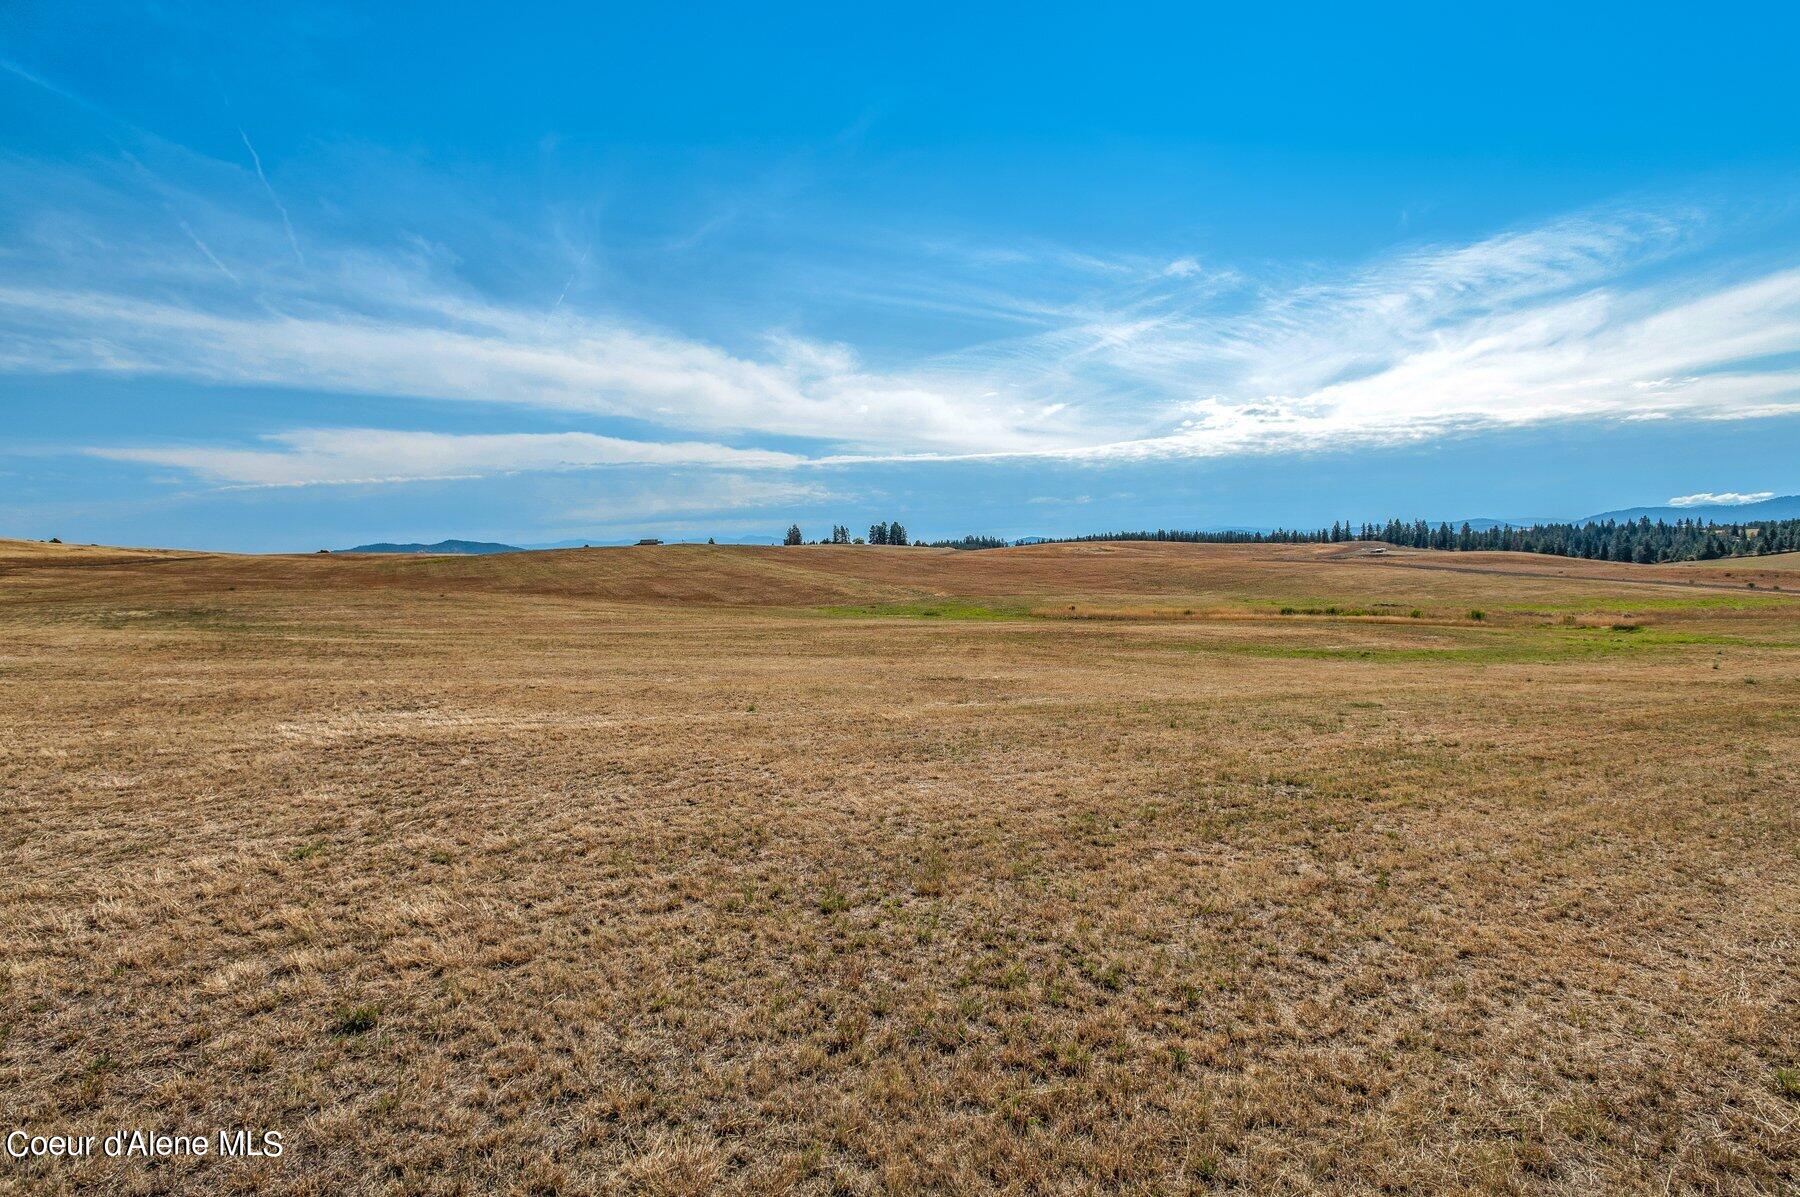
<box><xmin>923</xmin><ymin>535</ymin><xmax>1009</xmax><ymax>550</ymax></box>
<box><xmin>779</xmin><ymin>527</ymin><xmax>1009</xmax><ymax>549</ymax></box>
<box><xmin>1368</xmin><ymin>516</ymin><xmax>1800</xmax><ymax>562</ymax></box>
<box><xmin>1058</xmin><ymin>516</ymin><xmax>1800</xmax><ymax>563</ymax></box>
<box><xmin>784</xmin><ymin>522</ymin><xmax>912</xmax><ymax>546</ymax></box>
<box><xmin>780</xmin><ymin>515</ymin><xmax>1800</xmax><ymax>562</ymax></box>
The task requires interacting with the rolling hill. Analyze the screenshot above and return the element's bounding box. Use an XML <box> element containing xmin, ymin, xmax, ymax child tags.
<box><xmin>341</xmin><ymin>539</ymin><xmax>523</xmax><ymax>555</ymax></box>
<box><xmin>1582</xmin><ymin>493</ymin><xmax>1800</xmax><ymax>524</ymax></box>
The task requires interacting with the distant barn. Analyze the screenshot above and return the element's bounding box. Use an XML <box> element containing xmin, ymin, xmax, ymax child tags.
<box><xmin>635</xmin><ymin>538</ymin><xmax>664</xmax><ymax>546</ymax></box>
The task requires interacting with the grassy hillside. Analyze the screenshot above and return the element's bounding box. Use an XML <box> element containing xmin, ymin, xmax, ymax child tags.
<box><xmin>1</xmin><ymin>540</ymin><xmax>1795</xmax><ymax>1194</ymax></box>
<box><xmin>6</xmin><ymin>536</ymin><xmax>1798</xmax><ymax>609</ymax></box>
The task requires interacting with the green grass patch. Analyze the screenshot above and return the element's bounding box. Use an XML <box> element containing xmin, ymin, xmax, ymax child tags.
<box><xmin>1264</xmin><ymin>601</ymin><xmax>1385</xmax><ymax>617</ymax></box>
<box><xmin>81</xmin><ymin>606</ymin><xmax>304</xmax><ymax>637</ymax></box>
<box><xmin>1189</xmin><ymin>626</ymin><xmax>1778</xmax><ymax>665</ymax></box>
<box><xmin>329</xmin><ymin>1004</ymin><xmax>379</xmax><ymax>1037</ymax></box>
<box><xmin>1503</xmin><ymin>593</ymin><xmax>1794</xmax><ymax>615</ymax></box>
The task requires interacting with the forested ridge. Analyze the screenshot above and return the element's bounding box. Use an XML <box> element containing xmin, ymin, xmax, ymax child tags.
<box><xmin>1058</xmin><ymin>516</ymin><xmax>1800</xmax><ymax>563</ymax></box>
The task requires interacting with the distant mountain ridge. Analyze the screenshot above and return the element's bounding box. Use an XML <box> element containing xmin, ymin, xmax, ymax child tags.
<box><xmin>518</xmin><ymin>536</ymin><xmax>786</xmax><ymax>549</ymax></box>
<box><xmin>335</xmin><ymin>496</ymin><xmax>1797</xmax><ymax>555</ymax></box>
<box><xmin>1579</xmin><ymin>494</ymin><xmax>1800</xmax><ymax>525</ymax></box>
<box><xmin>342</xmin><ymin>539</ymin><xmax>522</xmax><ymax>555</ymax></box>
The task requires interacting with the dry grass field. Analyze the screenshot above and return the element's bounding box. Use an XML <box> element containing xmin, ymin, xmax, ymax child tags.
<box><xmin>1</xmin><ymin>538</ymin><xmax>1796</xmax><ymax>1195</ymax></box>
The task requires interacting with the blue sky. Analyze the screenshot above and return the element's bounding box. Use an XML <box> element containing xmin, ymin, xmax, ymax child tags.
<box><xmin>2</xmin><ymin>2</ymin><xmax>1797</xmax><ymax>550</ymax></box>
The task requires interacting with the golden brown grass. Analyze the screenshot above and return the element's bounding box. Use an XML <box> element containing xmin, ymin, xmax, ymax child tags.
<box><xmin>1</xmin><ymin>539</ymin><xmax>1795</xmax><ymax>1195</ymax></box>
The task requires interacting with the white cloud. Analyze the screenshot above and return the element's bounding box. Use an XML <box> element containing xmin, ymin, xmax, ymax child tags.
<box><xmin>938</xmin><ymin>215</ymin><xmax>1800</xmax><ymax>463</ymax></box>
<box><xmin>1</xmin><ymin>137</ymin><xmax>1797</xmax><ymax>477</ymax></box>
<box><xmin>92</xmin><ymin>429</ymin><xmax>802</xmax><ymax>488</ymax></box>
<box><xmin>564</xmin><ymin>474</ymin><xmax>835</xmax><ymax>520</ymax></box>
<box><xmin>1667</xmin><ymin>490</ymin><xmax>1775</xmax><ymax>507</ymax></box>
<box><xmin>1104</xmin><ymin>267</ymin><xmax>1800</xmax><ymax>458</ymax></box>
<box><xmin>0</xmin><ymin>284</ymin><xmax>1083</xmax><ymax>456</ymax></box>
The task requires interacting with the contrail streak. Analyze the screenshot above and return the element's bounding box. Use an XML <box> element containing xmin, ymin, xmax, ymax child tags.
<box><xmin>550</xmin><ymin>244</ymin><xmax>591</xmax><ymax>315</ymax></box>
<box><xmin>239</xmin><ymin>127</ymin><xmax>305</xmax><ymax>266</ymax></box>
<box><xmin>7</xmin><ymin>59</ymin><xmax>249</xmax><ymax>287</ymax></box>
<box><xmin>0</xmin><ymin>58</ymin><xmax>89</xmax><ymax>108</ymax></box>
<box><xmin>177</xmin><ymin>219</ymin><xmax>240</xmax><ymax>284</ymax></box>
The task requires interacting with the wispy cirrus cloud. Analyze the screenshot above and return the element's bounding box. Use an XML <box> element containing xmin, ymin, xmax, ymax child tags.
<box><xmin>564</xmin><ymin>474</ymin><xmax>836</xmax><ymax>520</ymax></box>
<box><xmin>1</xmin><ymin>95</ymin><xmax>1797</xmax><ymax>486</ymax></box>
<box><xmin>93</xmin><ymin>429</ymin><xmax>802</xmax><ymax>489</ymax></box>
<box><xmin>0</xmin><ymin>280</ymin><xmax>1083</xmax><ymax>456</ymax></box>
<box><xmin>1068</xmin><ymin>264</ymin><xmax>1800</xmax><ymax>461</ymax></box>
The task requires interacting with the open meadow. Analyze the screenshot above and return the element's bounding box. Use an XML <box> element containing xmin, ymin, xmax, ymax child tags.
<box><xmin>1</xmin><ymin>539</ymin><xmax>1796</xmax><ymax>1195</ymax></box>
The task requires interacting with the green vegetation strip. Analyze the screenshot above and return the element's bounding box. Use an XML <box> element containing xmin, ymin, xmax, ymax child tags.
<box><xmin>1190</xmin><ymin>627</ymin><xmax>1787</xmax><ymax>665</ymax></box>
<box><xmin>1502</xmin><ymin>594</ymin><xmax>1793</xmax><ymax>614</ymax></box>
